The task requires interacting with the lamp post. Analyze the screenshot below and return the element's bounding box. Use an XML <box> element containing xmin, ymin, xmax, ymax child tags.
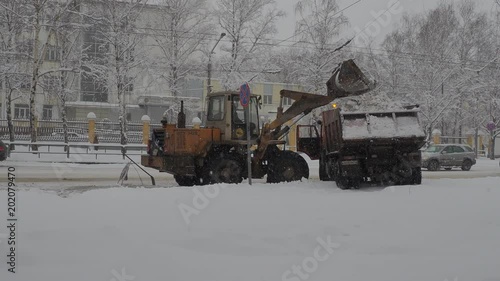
<box><xmin>202</xmin><ymin>32</ymin><xmax>226</xmax><ymax>122</ymax></box>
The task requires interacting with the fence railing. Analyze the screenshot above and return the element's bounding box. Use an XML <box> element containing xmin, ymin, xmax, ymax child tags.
<box><xmin>0</xmin><ymin>119</ymin><xmax>162</xmax><ymax>143</ymax></box>
<box><xmin>3</xmin><ymin>141</ymin><xmax>147</xmax><ymax>160</ymax></box>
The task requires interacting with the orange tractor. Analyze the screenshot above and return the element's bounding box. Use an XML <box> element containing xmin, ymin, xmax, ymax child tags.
<box><xmin>141</xmin><ymin>59</ymin><xmax>376</xmax><ymax>186</ymax></box>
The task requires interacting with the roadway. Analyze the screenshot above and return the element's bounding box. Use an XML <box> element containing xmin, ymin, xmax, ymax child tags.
<box><xmin>1</xmin><ymin>158</ymin><xmax>498</xmax><ymax>188</ymax></box>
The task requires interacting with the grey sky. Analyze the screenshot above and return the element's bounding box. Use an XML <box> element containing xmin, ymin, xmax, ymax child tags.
<box><xmin>274</xmin><ymin>0</ymin><xmax>496</xmax><ymax>46</ymax></box>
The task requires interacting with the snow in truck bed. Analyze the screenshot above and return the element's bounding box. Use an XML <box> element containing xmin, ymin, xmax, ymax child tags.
<box><xmin>343</xmin><ymin>112</ymin><xmax>425</xmax><ymax>140</ymax></box>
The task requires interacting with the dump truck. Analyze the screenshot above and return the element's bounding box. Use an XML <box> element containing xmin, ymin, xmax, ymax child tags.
<box><xmin>141</xmin><ymin>59</ymin><xmax>376</xmax><ymax>186</ymax></box>
<box><xmin>296</xmin><ymin>107</ymin><xmax>426</xmax><ymax>189</ymax></box>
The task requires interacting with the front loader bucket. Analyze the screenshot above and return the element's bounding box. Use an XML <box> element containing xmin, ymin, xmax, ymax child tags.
<box><xmin>327</xmin><ymin>59</ymin><xmax>376</xmax><ymax>99</ymax></box>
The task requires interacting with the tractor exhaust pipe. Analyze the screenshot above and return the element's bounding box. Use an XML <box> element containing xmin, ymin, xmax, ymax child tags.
<box><xmin>327</xmin><ymin>59</ymin><xmax>376</xmax><ymax>99</ymax></box>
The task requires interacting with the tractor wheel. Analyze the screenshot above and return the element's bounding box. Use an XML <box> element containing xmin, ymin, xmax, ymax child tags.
<box><xmin>174</xmin><ymin>175</ymin><xmax>197</xmax><ymax>187</ymax></box>
<box><xmin>210</xmin><ymin>157</ymin><xmax>243</xmax><ymax>184</ymax></box>
<box><xmin>427</xmin><ymin>160</ymin><xmax>440</xmax><ymax>171</ymax></box>
<box><xmin>461</xmin><ymin>159</ymin><xmax>472</xmax><ymax>171</ymax></box>
<box><xmin>267</xmin><ymin>151</ymin><xmax>309</xmax><ymax>183</ymax></box>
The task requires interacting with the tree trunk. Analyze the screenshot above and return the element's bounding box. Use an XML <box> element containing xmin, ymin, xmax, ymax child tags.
<box><xmin>490</xmin><ymin>134</ymin><xmax>496</xmax><ymax>160</ymax></box>
<box><xmin>6</xmin><ymin>88</ymin><xmax>15</xmax><ymax>150</ymax></box>
<box><xmin>61</xmin><ymin>96</ymin><xmax>69</xmax><ymax>151</ymax></box>
<box><xmin>30</xmin><ymin>5</ymin><xmax>42</xmax><ymax>151</ymax></box>
<box><xmin>474</xmin><ymin>128</ymin><xmax>479</xmax><ymax>158</ymax></box>
<box><xmin>29</xmin><ymin>77</ymin><xmax>38</xmax><ymax>150</ymax></box>
<box><xmin>117</xmin><ymin>76</ymin><xmax>127</xmax><ymax>156</ymax></box>
<box><xmin>427</xmin><ymin>125</ymin><xmax>433</xmax><ymax>143</ymax></box>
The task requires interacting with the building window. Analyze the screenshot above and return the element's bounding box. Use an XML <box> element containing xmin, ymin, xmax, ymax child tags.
<box><xmin>14</xmin><ymin>104</ymin><xmax>29</xmax><ymax>119</ymax></box>
<box><xmin>45</xmin><ymin>45</ymin><xmax>61</xmax><ymax>61</ymax></box>
<box><xmin>42</xmin><ymin>76</ymin><xmax>58</xmax><ymax>93</ymax></box>
<box><xmin>124</xmin><ymin>47</ymin><xmax>134</xmax><ymax>63</ymax></box>
<box><xmin>43</xmin><ymin>105</ymin><xmax>53</xmax><ymax>120</ymax></box>
<box><xmin>16</xmin><ymin>40</ymin><xmax>33</xmax><ymax>57</ymax></box>
<box><xmin>283</xmin><ymin>97</ymin><xmax>292</xmax><ymax>106</ymax></box>
<box><xmin>82</xmin><ymin>27</ymin><xmax>108</xmax><ymax>62</ymax></box>
<box><xmin>263</xmin><ymin>95</ymin><xmax>272</xmax><ymax>105</ymax></box>
<box><xmin>263</xmin><ymin>84</ymin><xmax>273</xmax><ymax>105</ymax></box>
<box><xmin>19</xmin><ymin>80</ymin><xmax>31</xmax><ymax>90</ymax></box>
<box><xmin>119</xmin><ymin>76</ymin><xmax>133</xmax><ymax>95</ymax></box>
<box><xmin>81</xmin><ymin>71</ymin><xmax>108</xmax><ymax>102</ymax></box>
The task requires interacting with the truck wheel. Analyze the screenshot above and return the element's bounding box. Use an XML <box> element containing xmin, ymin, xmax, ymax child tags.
<box><xmin>336</xmin><ymin>176</ymin><xmax>360</xmax><ymax>190</ymax></box>
<box><xmin>461</xmin><ymin>159</ymin><xmax>472</xmax><ymax>171</ymax></box>
<box><xmin>333</xmin><ymin>161</ymin><xmax>357</xmax><ymax>189</ymax></box>
<box><xmin>267</xmin><ymin>151</ymin><xmax>309</xmax><ymax>183</ymax></box>
<box><xmin>319</xmin><ymin>154</ymin><xmax>328</xmax><ymax>181</ymax></box>
<box><xmin>427</xmin><ymin>160</ymin><xmax>440</xmax><ymax>171</ymax></box>
<box><xmin>174</xmin><ymin>175</ymin><xmax>197</xmax><ymax>187</ymax></box>
<box><xmin>336</xmin><ymin>176</ymin><xmax>349</xmax><ymax>190</ymax></box>
<box><xmin>210</xmin><ymin>157</ymin><xmax>243</xmax><ymax>184</ymax></box>
<box><xmin>411</xmin><ymin>167</ymin><xmax>422</xmax><ymax>185</ymax></box>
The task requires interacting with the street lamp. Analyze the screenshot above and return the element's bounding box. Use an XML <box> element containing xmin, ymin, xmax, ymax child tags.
<box><xmin>207</xmin><ymin>32</ymin><xmax>226</xmax><ymax>95</ymax></box>
<box><xmin>201</xmin><ymin>32</ymin><xmax>226</xmax><ymax>122</ymax></box>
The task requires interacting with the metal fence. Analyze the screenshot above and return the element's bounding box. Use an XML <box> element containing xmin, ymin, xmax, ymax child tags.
<box><xmin>0</xmin><ymin>119</ymin><xmax>162</xmax><ymax>144</ymax></box>
<box><xmin>3</xmin><ymin>141</ymin><xmax>147</xmax><ymax>160</ymax></box>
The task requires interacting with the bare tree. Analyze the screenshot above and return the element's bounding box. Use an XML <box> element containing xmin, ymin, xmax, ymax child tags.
<box><xmin>0</xmin><ymin>0</ymin><xmax>74</xmax><ymax>149</ymax></box>
<box><xmin>42</xmin><ymin>2</ymin><xmax>83</xmax><ymax>146</ymax></box>
<box><xmin>362</xmin><ymin>0</ymin><xmax>495</xmax><ymax>142</ymax></box>
<box><xmin>153</xmin><ymin>0</ymin><xmax>212</xmax><ymax>98</ymax></box>
<box><xmin>29</xmin><ymin>0</ymin><xmax>75</xmax><ymax>149</ymax></box>
<box><xmin>82</xmin><ymin>0</ymin><xmax>149</xmax><ymax>151</ymax></box>
<box><xmin>0</xmin><ymin>0</ymin><xmax>30</xmax><ymax>149</ymax></box>
<box><xmin>214</xmin><ymin>0</ymin><xmax>284</xmax><ymax>90</ymax></box>
<box><xmin>294</xmin><ymin>0</ymin><xmax>348</xmax><ymax>93</ymax></box>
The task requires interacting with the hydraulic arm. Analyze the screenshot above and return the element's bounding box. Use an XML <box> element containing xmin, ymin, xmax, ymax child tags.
<box><xmin>253</xmin><ymin>59</ymin><xmax>376</xmax><ymax>169</ymax></box>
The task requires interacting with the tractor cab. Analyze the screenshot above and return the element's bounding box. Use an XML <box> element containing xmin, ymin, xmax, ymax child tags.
<box><xmin>205</xmin><ymin>91</ymin><xmax>260</xmax><ymax>142</ymax></box>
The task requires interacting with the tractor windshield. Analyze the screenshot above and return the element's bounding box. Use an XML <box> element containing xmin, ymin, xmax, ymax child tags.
<box><xmin>207</xmin><ymin>95</ymin><xmax>225</xmax><ymax>121</ymax></box>
<box><xmin>231</xmin><ymin>96</ymin><xmax>259</xmax><ymax>140</ymax></box>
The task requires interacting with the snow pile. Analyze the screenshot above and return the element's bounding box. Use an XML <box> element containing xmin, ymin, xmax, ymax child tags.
<box><xmin>343</xmin><ymin>113</ymin><xmax>425</xmax><ymax>140</ymax></box>
<box><xmin>397</xmin><ymin>115</ymin><xmax>426</xmax><ymax>137</ymax></box>
<box><xmin>343</xmin><ymin>117</ymin><xmax>369</xmax><ymax>139</ymax></box>
<box><xmin>340</xmin><ymin>91</ymin><xmax>407</xmax><ymax>113</ymax></box>
<box><xmin>369</xmin><ymin>115</ymin><xmax>397</xmax><ymax>138</ymax></box>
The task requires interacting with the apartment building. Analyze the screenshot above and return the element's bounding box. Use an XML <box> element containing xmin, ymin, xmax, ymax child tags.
<box><xmin>0</xmin><ymin>0</ymin><xmax>305</xmax><ymax>126</ymax></box>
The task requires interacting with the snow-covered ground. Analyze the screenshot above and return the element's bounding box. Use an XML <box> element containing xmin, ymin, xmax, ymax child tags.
<box><xmin>1</xmin><ymin>177</ymin><xmax>500</xmax><ymax>281</ymax></box>
<box><xmin>1</xmin><ymin>153</ymin><xmax>500</xmax><ymax>281</ymax></box>
<box><xmin>2</xmin><ymin>149</ymin><xmax>499</xmax><ymax>184</ymax></box>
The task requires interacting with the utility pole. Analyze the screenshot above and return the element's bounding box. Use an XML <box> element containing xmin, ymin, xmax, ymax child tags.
<box><xmin>202</xmin><ymin>33</ymin><xmax>226</xmax><ymax>121</ymax></box>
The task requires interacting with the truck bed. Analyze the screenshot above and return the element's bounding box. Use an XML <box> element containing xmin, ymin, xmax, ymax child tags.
<box><xmin>342</xmin><ymin>110</ymin><xmax>425</xmax><ymax>140</ymax></box>
<box><xmin>322</xmin><ymin>109</ymin><xmax>426</xmax><ymax>153</ymax></box>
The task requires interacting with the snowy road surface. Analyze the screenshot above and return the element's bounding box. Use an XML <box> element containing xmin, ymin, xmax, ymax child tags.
<box><xmin>1</xmin><ymin>156</ymin><xmax>499</xmax><ymax>184</ymax></box>
<box><xmin>0</xmin><ymin>157</ymin><xmax>499</xmax><ymax>281</ymax></box>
